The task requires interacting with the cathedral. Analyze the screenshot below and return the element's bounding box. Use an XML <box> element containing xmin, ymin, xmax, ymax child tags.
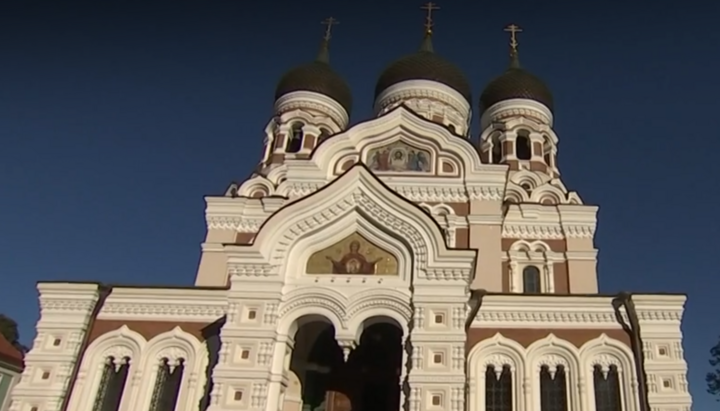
<box><xmin>9</xmin><ymin>7</ymin><xmax>692</xmax><ymax>411</ymax></box>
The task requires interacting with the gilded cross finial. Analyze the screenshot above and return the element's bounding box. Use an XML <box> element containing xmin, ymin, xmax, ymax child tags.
<box><xmin>504</xmin><ymin>24</ymin><xmax>522</xmax><ymax>53</ymax></box>
<box><xmin>321</xmin><ymin>17</ymin><xmax>339</xmax><ymax>41</ymax></box>
<box><xmin>421</xmin><ymin>2</ymin><xmax>440</xmax><ymax>35</ymax></box>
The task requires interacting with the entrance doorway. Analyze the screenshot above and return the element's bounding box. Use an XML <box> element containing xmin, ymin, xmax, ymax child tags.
<box><xmin>288</xmin><ymin>317</ymin><xmax>404</xmax><ymax>411</ymax></box>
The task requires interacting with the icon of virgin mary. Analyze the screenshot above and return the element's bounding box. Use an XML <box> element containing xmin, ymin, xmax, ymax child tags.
<box><xmin>326</xmin><ymin>241</ymin><xmax>382</xmax><ymax>275</ymax></box>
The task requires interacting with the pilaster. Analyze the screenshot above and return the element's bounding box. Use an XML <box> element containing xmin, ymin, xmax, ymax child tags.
<box><xmin>206</xmin><ymin>275</ymin><xmax>282</xmax><ymax>411</ymax></box>
<box><xmin>9</xmin><ymin>282</ymin><xmax>101</xmax><ymax>411</ymax></box>
<box><xmin>408</xmin><ymin>286</ymin><xmax>468</xmax><ymax>411</ymax></box>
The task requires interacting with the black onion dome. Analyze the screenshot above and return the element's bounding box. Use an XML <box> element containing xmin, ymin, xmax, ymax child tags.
<box><xmin>274</xmin><ymin>40</ymin><xmax>353</xmax><ymax>113</ymax></box>
<box><xmin>375</xmin><ymin>34</ymin><xmax>472</xmax><ymax>103</ymax></box>
<box><xmin>480</xmin><ymin>53</ymin><xmax>553</xmax><ymax>112</ymax></box>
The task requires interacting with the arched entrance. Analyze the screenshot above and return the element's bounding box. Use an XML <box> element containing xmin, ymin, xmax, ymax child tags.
<box><xmin>287</xmin><ymin>316</ymin><xmax>404</xmax><ymax>411</ymax></box>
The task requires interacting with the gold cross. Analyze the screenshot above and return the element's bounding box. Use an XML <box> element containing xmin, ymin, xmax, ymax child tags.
<box><xmin>421</xmin><ymin>2</ymin><xmax>440</xmax><ymax>34</ymax></box>
<box><xmin>321</xmin><ymin>17</ymin><xmax>339</xmax><ymax>41</ymax></box>
<box><xmin>504</xmin><ymin>24</ymin><xmax>523</xmax><ymax>52</ymax></box>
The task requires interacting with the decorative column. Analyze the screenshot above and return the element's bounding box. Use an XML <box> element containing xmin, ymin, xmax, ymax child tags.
<box><xmin>266</xmin><ymin>334</ymin><xmax>294</xmax><ymax>411</ymax></box>
<box><xmin>9</xmin><ymin>283</ymin><xmax>101</xmax><ymax>411</ymax></box>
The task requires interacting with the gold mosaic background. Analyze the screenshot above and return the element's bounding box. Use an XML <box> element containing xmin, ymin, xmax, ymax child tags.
<box><xmin>305</xmin><ymin>232</ymin><xmax>399</xmax><ymax>275</ymax></box>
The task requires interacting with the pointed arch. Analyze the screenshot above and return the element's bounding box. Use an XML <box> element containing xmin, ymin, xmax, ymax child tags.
<box><xmin>579</xmin><ymin>334</ymin><xmax>639</xmax><ymax>411</ymax></box>
<box><xmin>312</xmin><ymin>106</ymin><xmax>487</xmax><ymax>176</ymax></box>
<box><xmin>130</xmin><ymin>327</ymin><xmax>208</xmax><ymax>411</ymax></box>
<box><xmin>346</xmin><ymin>288</ymin><xmax>413</xmax><ymax>341</ymax></box>
<box><xmin>66</xmin><ymin>326</ymin><xmax>146</xmax><ymax>411</ymax></box>
<box><xmin>277</xmin><ymin>287</ymin><xmax>348</xmax><ymax>336</ymax></box>
<box><xmin>527</xmin><ymin>334</ymin><xmax>582</xmax><ymax>411</ymax></box>
<box><xmin>225</xmin><ymin>165</ymin><xmax>476</xmax><ymax>282</ymax></box>
<box><xmin>467</xmin><ymin>333</ymin><xmax>526</xmax><ymax>411</ymax></box>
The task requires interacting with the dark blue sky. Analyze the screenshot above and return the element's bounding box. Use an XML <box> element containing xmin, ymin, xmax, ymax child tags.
<box><xmin>2</xmin><ymin>0</ymin><xmax>718</xmax><ymax>407</ymax></box>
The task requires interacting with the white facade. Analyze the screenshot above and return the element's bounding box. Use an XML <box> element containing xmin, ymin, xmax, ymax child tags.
<box><xmin>8</xmin><ymin>92</ymin><xmax>692</xmax><ymax>411</ymax></box>
<box><xmin>8</xmin><ymin>284</ymin><xmax>690</xmax><ymax>411</ymax></box>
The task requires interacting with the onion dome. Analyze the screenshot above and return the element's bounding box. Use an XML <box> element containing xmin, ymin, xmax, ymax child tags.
<box><xmin>274</xmin><ymin>34</ymin><xmax>353</xmax><ymax>113</ymax></box>
<box><xmin>480</xmin><ymin>43</ymin><xmax>553</xmax><ymax>112</ymax></box>
<box><xmin>375</xmin><ymin>32</ymin><xmax>472</xmax><ymax>103</ymax></box>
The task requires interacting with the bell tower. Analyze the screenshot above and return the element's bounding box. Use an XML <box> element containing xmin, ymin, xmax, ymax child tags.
<box><xmin>478</xmin><ymin>24</ymin><xmax>558</xmax><ymax>179</ymax></box>
<box><xmin>260</xmin><ymin>18</ymin><xmax>352</xmax><ymax>171</ymax></box>
<box><xmin>478</xmin><ymin>25</ymin><xmax>595</xmax><ymax>294</ymax></box>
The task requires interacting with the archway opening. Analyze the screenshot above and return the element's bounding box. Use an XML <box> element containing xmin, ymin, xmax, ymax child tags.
<box><xmin>289</xmin><ymin>318</ymin><xmax>343</xmax><ymax>411</ymax></box>
<box><xmin>347</xmin><ymin>319</ymin><xmax>404</xmax><ymax>411</ymax></box>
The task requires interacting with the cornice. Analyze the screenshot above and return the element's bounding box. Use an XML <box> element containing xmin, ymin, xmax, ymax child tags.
<box><xmin>480</xmin><ymin>98</ymin><xmax>553</xmax><ymax>130</ymax></box>
<box><xmin>374</xmin><ymin>80</ymin><xmax>470</xmax><ymax>119</ymax></box>
<box><xmin>471</xmin><ymin>295</ymin><xmax>686</xmax><ymax>329</ymax></box>
<box><xmin>274</xmin><ymin>91</ymin><xmax>348</xmax><ymax>127</ymax></box>
<box><xmin>96</xmin><ymin>287</ymin><xmax>227</xmax><ymax>321</ymax></box>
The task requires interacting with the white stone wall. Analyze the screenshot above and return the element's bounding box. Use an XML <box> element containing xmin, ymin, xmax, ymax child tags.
<box><xmin>468</xmin><ymin>333</ymin><xmax>639</xmax><ymax>411</ymax></box>
<box><xmin>633</xmin><ymin>295</ymin><xmax>692</xmax><ymax>411</ymax></box>
<box><xmin>467</xmin><ymin>294</ymin><xmax>692</xmax><ymax>411</ymax></box>
<box><xmin>9</xmin><ymin>283</ymin><xmax>100</xmax><ymax>411</ymax></box>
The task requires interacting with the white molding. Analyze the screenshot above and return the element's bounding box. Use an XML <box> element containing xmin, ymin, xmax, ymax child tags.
<box><xmin>224</xmin><ymin>165</ymin><xmax>477</xmax><ymax>282</ymax></box>
<box><xmin>467</xmin><ymin>333</ymin><xmax>639</xmax><ymax>411</ymax></box>
<box><xmin>274</xmin><ymin>91</ymin><xmax>349</xmax><ymax>129</ymax></box>
<box><xmin>471</xmin><ymin>294</ymin><xmax>687</xmax><ymax>329</ymax></box>
<box><xmin>96</xmin><ymin>287</ymin><xmax>227</xmax><ymax>321</ymax></box>
<box><xmin>480</xmin><ymin>98</ymin><xmax>553</xmax><ymax>130</ymax></box>
<box><xmin>64</xmin><ymin>325</ymin><xmax>208</xmax><ymax>411</ymax></box>
<box><xmin>374</xmin><ymin>80</ymin><xmax>472</xmax><ymax>135</ymax></box>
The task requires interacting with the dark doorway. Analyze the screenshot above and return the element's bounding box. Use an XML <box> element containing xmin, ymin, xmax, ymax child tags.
<box><xmin>289</xmin><ymin>319</ymin><xmax>404</xmax><ymax>411</ymax></box>
<box><xmin>348</xmin><ymin>322</ymin><xmax>404</xmax><ymax>411</ymax></box>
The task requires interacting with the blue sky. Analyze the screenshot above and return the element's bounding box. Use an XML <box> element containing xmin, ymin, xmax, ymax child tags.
<box><xmin>1</xmin><ymin>0</ymin><xmax>718</xmax><ymax>408</ymax></box>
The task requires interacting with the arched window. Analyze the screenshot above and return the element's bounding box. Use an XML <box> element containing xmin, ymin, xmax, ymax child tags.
<box><xmin>523</xmin><ymin>266</ymin><xmax>541</xmax><ymax>294</ymax></box>
<box><xmin>515</xmin><ymin>131</ymin><xmax>531</xmax><ymax>160</ymax></box>
<box><xmin>485</xmin><ymin>365</ymin><xmax>512</xmax><ymax>411</ymax></box>
<box><xmin>318</xmin><ymin>128</ymin><xmax>331</xmax><ymax>143</ymax></box>
<box><xmin>287</xmin><ymin>123</ymin><xmax>304</xmax><ymax>153</ymax></box>
<box><xmin>594</xmin><ymin>365</ymin><xmax>622</xmax><ymax>411</ymax></box>
<box><xmin>491</xmin><ymin>143</ymin><xmax>502</xmax><ymax>164</ymax></box>
<box><xmin>92</xmin><ymin>356</ymin><xmax>131</xmax><ymax>411</ymax></box>
<box><xmin>540</xmin><ymin>364</ymin><xmax>568</xmax><ymax>411</ymax></box>
<box><xmin>148</xmin><ymin>357</ymin><xmax>185</xmax><ymax>411</ymax></box>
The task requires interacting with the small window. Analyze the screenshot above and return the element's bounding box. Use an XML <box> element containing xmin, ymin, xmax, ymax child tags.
<box><xmin>241</xmin><ymin>349</ymin><xmax>250</xmax><ymax>359</ymax></box>
<box><xmin>52</xmin><ymin>338</ymin><xmax>62</xmax><ymax>346</ymax></box>
<box><xmin>234</xmin><ymin>390</ymin><xmax>244</xmax><ymax>401</ymax></box>
<box><xmin>522</xmin><ymin>266</ymin><xmax>541</xmax><ymax>294</ymax></box>
<box><xmin>491</xmin><ymin>143</ymin><xmax>502</xmax><ymax>164</ymax></box>
<box><xmin>431</xmin><ymin>395</ymin><xmax>442</xmax><ymax>406</ymax></box>
<box><xmin>318</xmin><ymin>128</ymin><xmax>331</xmax><ymax>142</ymax></box>
<box><xmin>515</xmin><ymin>131</ymin><xmax>531</xmax><ymax>160</ymax></box>
<box><xmin>287</xmin><ymin>123</ymin><xmax>304</xmax><ymax>153</ymax></box>
<box><xmin>540</xmin><ymin>365</ymin><xmax>568</xmax><ymax>411</ymax></box>
<box><xmin>485</xmin><ymin>365</ymin><xmax>512</xmax><ymax>411</ymax></box>
<box><xmin>247</xmin><ymin>310</ymin><xmax>257</xmax><ymax>320</ymax></box>
<box><xmin>593</xmin><ymin>365</ymin><xmax>622</xmax><ymax>411</ymax></box>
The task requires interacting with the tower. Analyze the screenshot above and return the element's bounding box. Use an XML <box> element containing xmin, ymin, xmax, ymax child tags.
<box><xmin>477</xmin><ymin>25</ymin><xmax>592</xmax><ymax>294</ymax></box>
<box><xmin>479</xmin><ymin>24</ymin><xmax>557</xmax><ymax>176</ymax></box>
<box><xmin>374</xmin><ymin>3</ymin><xmax>472</xmax><ymax>136</ymax></box>
<box><xmin>261</xmin><ymin>18</ymin><xmax>352</xmax><ymax>170</ymax></box>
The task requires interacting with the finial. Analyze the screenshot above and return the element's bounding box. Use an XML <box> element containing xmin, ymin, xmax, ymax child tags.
<box><xmin>504</xmin><ymin>24</ymin><xmax>522</xmax><ymax>68</ymax></box>
<box><xmin>419</xmin><ymin>2</ymin><xmax>439</xmax><ymax>52</ymax></box>
<box><xmin>316</xmin><ymin>17</ymin><xmax>339</xmax><ymax>64</ymax></box>
<box><xmin>321</xmin><ymin>16</ymin><xmax>339</xmax><ymax>41</ymax></box>
<box><xmin>421</xmin><ymin>2</ymin><xmax>440</xmax><ymax>35</ymax></box>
